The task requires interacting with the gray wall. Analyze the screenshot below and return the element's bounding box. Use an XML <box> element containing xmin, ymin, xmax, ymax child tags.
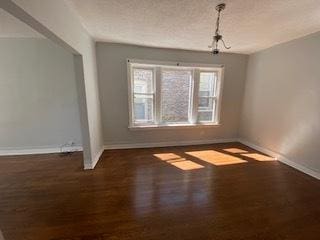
<box><xmin>0</xmin><ymin>38</ymin><xmax>82</xmax><ymax>150</ymax></box>
<box><xmin>9</xmin><ymin>0</ymin><xmax>104</xmax><ymax>168</ymax></box>
<box><xmin>96</xmin><ymin>43</ymin><xmax>248</xmax><ymax>145</ymax></box>
<box><xmin>240</xmin><ymin>32</ymin><xmax>320</xmax><ymax>173</ymax></box>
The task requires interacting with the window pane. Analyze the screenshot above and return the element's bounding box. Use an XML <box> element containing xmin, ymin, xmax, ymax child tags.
<box><xmin>198</xmin><ymin>99</ymin><xmax>216</xmax><ymax>122</ymax></box>
<box><xmin>198</xmin><ymin>72</ymin><xmax>217</xmax><ymax>123</ymax></box>
<box><xmin>199</xmin><ymin>72</ymin><xmax>216</xmax><ymax>97</ymax></box>
<box><xmin>198</xmin><ymin>111</ymin><xmax>213</xmax><ymax>122</ymax></box>
<box><xmin>161</xmin><ymin>70</ymin><xmax>192</xmax><ymax>123</ymax></box>
<box><xmin>133</xmin><ymin>68</ymin><xmax>153</xmax><ymax>93</ymax></box>
<box><xmin>198</xmin><ymin>97</ymin><xmax>214</xmax><ymax>109</ymax></box>
<box><xmin>134</xmin><ymin>95</ymin><xmax>153</xmax><ymax>122</ymax></box>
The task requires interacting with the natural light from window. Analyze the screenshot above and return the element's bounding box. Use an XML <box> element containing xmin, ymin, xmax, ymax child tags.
<box><xmin>241</xmin><ymin>153</ymin><xmax>276</xmax><ymax>161</ymax></box>
<box><xmin>128</xmin><ymin>59</ymin><xmax>224</xmax><ymax>128</ymax></box>
<box><xmin>198</xmin><ymin>72</ymin><xmax>216</xmax><ymax>122</ymax></box>
<box><xmin>223</xmin><ymin>148</ymin><xmax>248</xmax><ymax>154</ymax></box>
<box><xmin>153</xmin><ymin>153</ymin><xmax>204</xmax><ymax>170</ymax></box>
<box><xmin>161</xmin><ymin>69</ymin><xmax>192</xmax><ymax>123</ymax></box>
<box><xmin>185</xmin><ymin>150</ymin><xmax>248</xmax><ymax>166</ymax></box>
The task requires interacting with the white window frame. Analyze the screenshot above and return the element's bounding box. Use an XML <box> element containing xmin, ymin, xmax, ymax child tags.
<box><xmin>197</xmin><ymin>70</ymin><xmax>219</xmax><ymax>123</ymax></box>
<box><xmin>127</xmin><ymin>59</ymin><xmax>224</xmax><ymax>129</ymax></box>
<box><xmin>129</xmin><ymin>66</ymin><xmax>156</xmax><ymax>126</ymax></box>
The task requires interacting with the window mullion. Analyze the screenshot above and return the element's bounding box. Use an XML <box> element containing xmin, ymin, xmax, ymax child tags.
<box><xmin>214</xmin><ymin>70</ymin><xmax>223</xmax><ymax>124</ymax></box>
<box><xmin>128</xmin><ymin>63</ymin><xmax>134</xmax><ymax>127</ymax></box>
<box><xmin>191</xmin><ymin>69</ymin><xmax>200</xmax><ymax>124</ymax></box>
<box><xmin>212</xmin><ymin>98</ymin><xmax>218</xmax><ymax>122</ymax></box>
<box><xmin>155</xmin><ymin>67</ymin><xmax>162</xmax><ymax>124</ymax></box>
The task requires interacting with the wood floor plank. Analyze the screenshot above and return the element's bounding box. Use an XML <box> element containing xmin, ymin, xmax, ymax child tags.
<box><xmin>0</xmin><ymin>143</ymin><xmax>319</xmax><ymax>239</ymax></box>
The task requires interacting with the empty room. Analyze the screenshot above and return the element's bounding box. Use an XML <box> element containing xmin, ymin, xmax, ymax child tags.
<box><xmin>0</xmin><ymin>0</ymin><xmax>319</xmax><ymax>239</ymax></box>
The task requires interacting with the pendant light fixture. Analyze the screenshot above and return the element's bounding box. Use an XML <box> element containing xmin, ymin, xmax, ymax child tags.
<box><xmin>208</xmin><ymin>3</ymin><xmax>231</xmax><ymax>54</ymax></box>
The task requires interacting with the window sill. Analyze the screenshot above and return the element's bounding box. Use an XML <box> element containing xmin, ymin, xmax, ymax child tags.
<box><xmin>128</xmin><ymin>123</ymin><xmax>221</xmax><ymax>130</ymax></box>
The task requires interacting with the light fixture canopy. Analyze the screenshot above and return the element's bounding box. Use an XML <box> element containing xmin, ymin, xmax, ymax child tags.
<box><xmin>209</xmin><ymin>3</ymin><xmax>231</xmax><ymax>55</ymax></box>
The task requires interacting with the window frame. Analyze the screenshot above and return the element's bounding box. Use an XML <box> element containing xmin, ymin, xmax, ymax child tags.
<box><xmin>130</xmin><ymin>66</ymin><xmax>156</xmax><ymax>126</ymax></box>
<box><xmin>197</xmin><ymin>70</ymin><xmax>219</xmax><ymax>123</ymax></box>
<box><xmin>127</xmin><ymin>59</ymin><xmax>224</xmax><ymax>129</ymax></box>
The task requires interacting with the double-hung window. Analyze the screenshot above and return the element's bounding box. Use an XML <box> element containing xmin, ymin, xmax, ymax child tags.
<box><xmin>128</xmin><ymin>59</ymin><xmax>224</xmax><ymax>128</ymax></box>
<box><xmin>132</xmin><ymin>67</ymin><xmax>155</xmax><ymax>124</ymax></box>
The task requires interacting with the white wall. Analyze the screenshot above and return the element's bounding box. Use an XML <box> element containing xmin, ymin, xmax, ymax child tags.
<box><xmin>240</xmin><ymin>31</ymin><xmax>320</xmax><ymax>174</ymax></box>
<box><xmin>0</xmin><ymin>38</ymin><xmax>82</xmax><ymax>151</ymax></box>
<box><xmin>96</xmin><ymin>43</ymin><xmax>248</xmax><ymax>146</ymax></box>
<box><xmin>2</xmin><ymin>0</ymin><xmax>104</xmax><ymax>168</ymax></box>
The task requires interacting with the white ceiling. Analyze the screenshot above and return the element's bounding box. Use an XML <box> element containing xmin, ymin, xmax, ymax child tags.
<box><xmin>0</xmin><ymin>9</ymin><xmax>43</xmax><ymax>38</ymax></box>
<box><xmin>67</xmin><ymin>0</ymin><xmax>320</xmax><ymax>54</ymax></box>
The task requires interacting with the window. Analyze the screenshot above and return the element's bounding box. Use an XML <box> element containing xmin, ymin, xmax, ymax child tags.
<box><xmin>198</xmin><ymin>72</ymin><xmax>216</xmax><ymax>122</ymax></box>
<box><xmin>161</xmin><ymin>69</ymin><xmax>192</xmax><ymax>123</ymax></box>
<box><xmin>128</xmin><ymin>59</ymin><xmax>224</xmax><ymax>128</ymax></box>
<box><xmin>132</xmin><ymin>68</ymin><xmax>154</xmax><ymax>123</ymax></box>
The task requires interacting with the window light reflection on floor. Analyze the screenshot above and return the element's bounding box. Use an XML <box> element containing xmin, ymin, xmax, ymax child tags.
<box><xmin>153</xmin><ymin>153</ymin><xmax>204</xmax><ymax>170</ymax></box>
<box><xmin>223</xmin><ymin>148</ymin><xmax>248</xmax><ymax>154</ymax></box>
<box><xmin>241</xmin><ymin>153</ymin><xmax>276</xmax><ymax>161</ymax></box>
<box><xmin>185</xmin><ymin>150</ymin><xmax>248</xmax><ymax>166</ymax></box>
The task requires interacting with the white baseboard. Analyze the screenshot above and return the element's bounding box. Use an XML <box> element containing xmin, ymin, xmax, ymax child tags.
<box><xmin>0</xmin><ymin>145</ymin><xmax>83</xmax><ymax>156</ymax></box>
<box><xmin>238</xmin><ymin>138</ymin><xmax>320</xmax><ymax>180</ymax></box>
<box><xmin>84</xmin><ymin>148</ymin><xmax>104</xmax><ymax>170</ymax></box>
<box><xmin>104</xmin><ymin>138</ymin><xmax>238</xmax><ymax>150</ymax></box>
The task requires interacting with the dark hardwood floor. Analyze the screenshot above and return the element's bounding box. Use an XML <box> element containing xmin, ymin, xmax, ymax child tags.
<box><xmin>0</xmin><ymin>142</ymin><xmax>319</xmax><ymax>240</ymax></box>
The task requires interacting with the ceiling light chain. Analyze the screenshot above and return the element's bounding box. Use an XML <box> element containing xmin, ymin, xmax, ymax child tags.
<box><xmin>209</xmin><ymin>3</ymin><xmax>231</xmax><ymax>55</ymax></box>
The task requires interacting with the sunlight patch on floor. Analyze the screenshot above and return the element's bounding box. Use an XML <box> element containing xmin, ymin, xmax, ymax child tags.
<box><xmin>223</xmin><ymin>148</ymin><xmax>248</xmax><ymax>154</ymax></box>
<box><xmin>170</xmin><ymin>160</ymin><xmax>204</xmax><ymax>170</ymax></box>
<box><xmin>154</xmin><ymin>153</ymin><xmax>204</xmax><ymax>170</ymax></box>
<box><xmin>154</xmin><ymin>153</ymin><xmax>180</xmax><ymax>161</ymax></box>
<box><xmin>241</xmin><ymin>153</ymin><xmax>276</xmax><ymax>161</ymax></box>
<box><xmin>185</xmin><ymin>150</ymin><xmax>247</xmax><ymax>166</ymax></box>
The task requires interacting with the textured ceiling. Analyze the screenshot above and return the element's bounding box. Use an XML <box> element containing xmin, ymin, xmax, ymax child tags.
<box><xmin>67</xmin><ymin>0</ymin><xmax>320</xmax><ymax>54</ymax></box>
<box><xmin>0</xmin><ymin>9</ymin><xmax>43</xmax><ymax>38</ymax></box>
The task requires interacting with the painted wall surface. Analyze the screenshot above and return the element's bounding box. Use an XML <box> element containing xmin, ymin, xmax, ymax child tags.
<box><xmin>96</xmin><ymin>43</ymin><xmax>248</xmax><ymax>146</ymax></box>
<box><xmin>0</xmin><ymin>38</ymin><xmax>82</xmax><ymax>150</ymax></box>
<box><xmin>8</xmin><ymin>0</ymin><xmax>104</xmax><ymax>168</ymax></box>
<box><xmin>240</xmin><ymin>32</ymin><xmax>320</xmax><ymax>173</ymax></box>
